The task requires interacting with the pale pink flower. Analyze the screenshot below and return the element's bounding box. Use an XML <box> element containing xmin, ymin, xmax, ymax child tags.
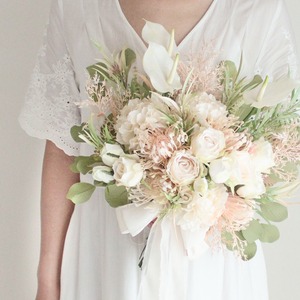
<box><xmin>138</xmin><ymin>127</ymin><xmax>188</xmax><ymax>164</ymax></box>
<box><xmin>220</xmin><ymin>195</ymin><xmax>255</xmax><ymax>231</ymax></box>
<box><xmin>166</xmin><ymin>150</ymin><xmax>200</xmax><ymax>186</ymax></box>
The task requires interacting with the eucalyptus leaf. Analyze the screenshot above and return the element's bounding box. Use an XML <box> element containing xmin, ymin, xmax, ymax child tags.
<box><xmin>76</xmin><ymin>156</ymin><xmax>99</xmax><ymax>174</ymax></box>
<box><xmin>259</xmin><ymin>224</ymin><xmax>280</xmax><ymax>243</ymax></box>
<box><xmin>67</xmin><ymin>182</ymin><xmax>96</xmax><ymax>204</ymax></box>
<box><xmin>105</xmin><ymin>184</ymin><xmax>128</xmax><ymax>208</ymax></box>
<box><xmin>242</xmin><ymin>219</ymin><xmax>262</xmax><ymax>243</ymax></box>
<box><xmin>260</xmin><ymin>202</ymin><xmax>288</xmax><ymax>222</ymax></box>
<box><xmin>242</xmin><ymin>242</ymin><xmax>257</xmax><ymax>261</ymax></box>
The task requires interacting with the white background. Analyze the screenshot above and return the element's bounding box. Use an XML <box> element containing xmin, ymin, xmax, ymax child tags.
<box><xmin>0</xmin><ymin>0</ymin><xmax>300</xmax><ymax>299</ymax></box>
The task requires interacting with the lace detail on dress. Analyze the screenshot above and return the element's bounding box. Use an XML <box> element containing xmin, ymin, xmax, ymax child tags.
<box><xmin>19</xmin><ymin>48</ymin><xmax>81</xmax><ymax>156</ymax></box>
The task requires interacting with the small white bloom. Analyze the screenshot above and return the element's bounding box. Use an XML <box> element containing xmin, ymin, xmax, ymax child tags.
<box><xmin>236</xmin><ymin>174</ymin><xmax>266</xmax><ymax>199</ymax></box>
<box><xmin>243</xmin><ymin>75</ymin><xmax>300</xmax><ymax>108</ymax></box>
<box><xmin>92</xmin><ymin>166</ymin><xmax>114</xmax><ymax>183</ymax></box>
<box><xmin>166</xmin><ymin>151</ymin><xmax>200</xmax><ymax>186</ymax></box>
<box><xmin>193</xmin><ymin>177</ymin><xmax>208</xmax><ymax>195</ymax></box>
<box><xmin>209</xmin><ymin>157</ymin><xmax>232</xmax><ymax>183</ymax></box>
<box><xmin>113</xmin><ymin>155</ymin><xmax>144</xmax><ymax>187</ymax></box>
<box><xmin>191</xmin><ymin>127</ymin><xmax>225</xmax><ymax>163</ymax></box>
<box><xmin>101</xmin><ymin>143</ymin><xmax>125</xmax><ymax>166</ymax></box>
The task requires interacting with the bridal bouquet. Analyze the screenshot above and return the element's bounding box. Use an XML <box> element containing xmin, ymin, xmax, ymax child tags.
<box><xmin>67</xmin><ymin>21</ymin><xmax>300</xmax><ymax>267</ymax></box>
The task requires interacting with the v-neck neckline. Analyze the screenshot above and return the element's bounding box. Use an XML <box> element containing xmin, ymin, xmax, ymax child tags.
<box><xmin>115</xmin><ymin>0</ymin><xmax>218</xmax><ymax>51</ymax></box>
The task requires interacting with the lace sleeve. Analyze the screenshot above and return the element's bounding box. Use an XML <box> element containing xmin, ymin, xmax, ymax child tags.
<box><xmin>18</xmin><ymin>0</ymin><xmax>81</xmax><ymax>156</ymax></box>
<box><xmin>255</xmin><ymin>0</ymin><xmax>300</xmax><ymax>80</ymax></box>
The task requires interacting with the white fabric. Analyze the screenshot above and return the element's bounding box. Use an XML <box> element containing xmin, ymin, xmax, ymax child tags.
<box><xmin>19</xmin><ymin>0</ymin><xmax>299</xmax><ymax>299</ymax></box>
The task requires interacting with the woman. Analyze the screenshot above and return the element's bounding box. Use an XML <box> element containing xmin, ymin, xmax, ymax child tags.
<box><xmin>19</xmin><ymin>0</ymin><xmax>299</xmax><ymax>299</ymax></box>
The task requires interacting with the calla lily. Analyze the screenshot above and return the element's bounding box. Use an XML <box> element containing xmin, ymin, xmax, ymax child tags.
<box><xmin>142</xmin><ymin>21</ymin><xmax>182</xmax><ymax>93</ymax></box>
<box><xmin>142</xmin><ymin>21</ymin><xmax>176</xmax><ymax>55</ymax></box>
<box><xmin>243</xmin><ymin>75</ymin><xmax>300</xmax><ymax>108</ymax></box>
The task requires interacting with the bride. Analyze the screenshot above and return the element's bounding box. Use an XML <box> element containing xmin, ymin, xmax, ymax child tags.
<box><xmin>19</xmin><ymin>0</ymin><xmax>299</xmax><ymax>299</ymax></box>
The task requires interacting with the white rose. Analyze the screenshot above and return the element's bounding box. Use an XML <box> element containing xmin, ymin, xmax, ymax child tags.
<box><xmin>92</xmin><ymin>166</ymin><xmax>114</xmax><ymax>183</ymax></box>
<box><xmin>112</xmin><ymin>155</ymin><xmax>144</xmax><ymax>187</ymax></box>
<box><xmin>166</xmin><ymin>151</ymin><xmax>200</xmax><ymax>186</ymax></box>
<box><xmin>249</xmin><ymin>137</ymin><xmax>275</xmax><ymax>173</ymax></box>
<box><xmin>101</xmin><ymin>143</ymin><xmax>125</xmax><ymax>166</ymax></box>
<box><xmin>191</xmin><ymin>128</ymin><xmax>225</xmax><ymax>162</ymax></box>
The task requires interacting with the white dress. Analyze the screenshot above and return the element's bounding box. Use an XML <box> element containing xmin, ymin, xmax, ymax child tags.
<box><xmin>19</xmin><ymin>0</ymin><xmax>299</xmax><ymax>299</ymax></box>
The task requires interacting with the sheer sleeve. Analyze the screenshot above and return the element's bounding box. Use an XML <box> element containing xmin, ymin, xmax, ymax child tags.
<box><xmin>18</xmin><ymin>0</ymin><xmax>81</xmax><ymax>156</ymax></box>
<box><xmin>255</xmin><ymin>0</ymin><xmax>300</xmax><ymax>80</ymax></box>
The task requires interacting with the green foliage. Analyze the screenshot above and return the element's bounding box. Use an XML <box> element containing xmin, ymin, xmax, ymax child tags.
<box><xmin>222</xmin><ymin>59</ymin><xmax>263</xmax><ymax>117</ymax></box>
<box><xmin>67</xmin><ymin>182</ymin><xmax>96</xmax><ymax>204</ymax></box>
<box><xmin>259</xmin><ymin>224</ymin><xmax>280</xmax><ymax>243</ymax></box>
<box><xmin>242</xmin><ymin>242</ymin><xmax>257</xmax><ymax>261</ymax></box>
<box><xmin>241</xmin><ymin>91</ymin><xmax>300</xmax><ymax>139</ymax></box>
<box><xmin>260</xmin><ymin>202</ymin><xmax>288</xmax><ymax>222</ymax></box>
<box><xmin>70</xmin><ymin>124</ymin><xmax>87</xmax><ymax>143</ymax></box>
<box><xmin>70</xmin><ymin>155</ymin><xmax>101</xmax><ymax>174</ymax></box>
<box><xmin>242</xmin><ymin>219</ymin><xmax>262</xmax><ymax>243</ymax></box>
<box><xmin>105</xmin><ymin>184</ymin><xmax>129</xmax><ymax>207</ymax></box>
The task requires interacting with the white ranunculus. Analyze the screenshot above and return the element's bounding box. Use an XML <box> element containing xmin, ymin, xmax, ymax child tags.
<box><xmin>92</xmin><ymin>166</ymin><xmax>114</xmax><ymax>183</ymax></box>
<box><xmin>191</xmin><ymin>128</ymin><xmax>226</xmax><ymax>163</ymax></box>
<box><xmin>166</xmin><ymin>151</ymin><xmax>200</xmax><ymax>186</ymax></box>
<box><xmin>243</xmin><ymin>75</ymin><xmax>300</xmax><ymax>108</ymax></box>
<box><xmin>249</xmin><ymin>137</ymin><xmax>275</xmax><ymax>173</ymax></box>
<box><xmin>100</xmin><ymin>143</ymin><xmax>125</xmax><ymax>166</ymax></box>
<box><xmin>142</xmin><ymin>21</ymin><xmax>182</xmax><ymax>93</ymax></box>
<box><xmin>112</xmin><ymin>155</ymin><xmax>144</xmax><ymax>187</ymax></box>
<box><xmin>209</xmin><ymin>157</ymin><xmax>232</xmax><ymax>183</ymax></box>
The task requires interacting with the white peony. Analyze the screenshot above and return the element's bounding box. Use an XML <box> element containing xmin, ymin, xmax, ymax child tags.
<box><xmin>113</xmin><ymin>155</ymin><xmax>144</xmax><ymax>187</ymax></box>
<box><xmin>100</xmin><ymin>143</ymin><xmax>125</xmax><ymax>166</ymax></box>
<box><xmin>189</xmin><ymin>92</ymin><xmax>228</xmax><ymax>127</ymax></box>
<box><xmin>178</xmin><ymin>184</ymin><xmax>228</xmax><ymax>230</ymax></box>
<box><xmin>166</xmin><ymin>151</ymin><xmax>200</xmax><ymax>186</ymax></box>
<box><xmin>115</xmin><ymin>99</ymin><xmax>166</xmax><ymax>149</ymax></box>
<box><xmin>191</xmin><ymin>127</ymin><xmax>225</xmax><ymax>163</ymax></box>
<box><xmin>92</xmin><ymin>166</ymin><xmax>114</xmax><ymax>183</ymax></box>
